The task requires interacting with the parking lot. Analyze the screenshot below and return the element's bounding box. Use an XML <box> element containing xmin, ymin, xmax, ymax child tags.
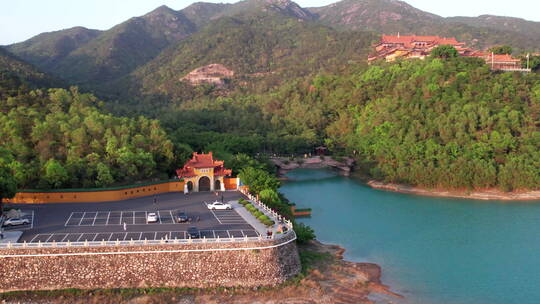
<box><xmin>5</xmin><ymin>191</ymin><xmax>259</xmax><ymax>243</ymax></box>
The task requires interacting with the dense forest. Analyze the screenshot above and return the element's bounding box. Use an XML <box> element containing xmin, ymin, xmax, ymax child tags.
<box><xmin>0</xmin><ymin>77</ymin><xmax>176</xmax><ymax>189</ymax></box>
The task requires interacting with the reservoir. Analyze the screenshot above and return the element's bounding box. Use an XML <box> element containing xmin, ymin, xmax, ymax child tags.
<box><xmin>281</xmin><ymin>169</ymin><xmax>540</xmax><ymax>304</ymax></box>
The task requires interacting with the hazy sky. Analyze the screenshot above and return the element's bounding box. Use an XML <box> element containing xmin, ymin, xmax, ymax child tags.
<box><xmin>1</xmin><ymin>0</ymin><xmax>539</xmax><ymax>45</ymax></box>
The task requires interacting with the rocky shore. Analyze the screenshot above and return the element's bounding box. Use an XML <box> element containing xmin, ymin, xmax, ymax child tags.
<box><xmin>0</xmin><ymin>240</ymin><xmax>402</xmax><ymax>304</ymax></box>
<box><xmin>271</xmin><ymin>156</ymin><xmax>355</xmax><ymax>177</ymax></box>
<box><xmin>368</xmin><ymin>181</ymin><xmax>540</xmax><ymax>201</ymax></box>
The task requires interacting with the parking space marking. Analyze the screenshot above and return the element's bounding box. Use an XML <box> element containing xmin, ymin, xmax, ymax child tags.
<box><xmin>209</xmin><ymin>208</ymin><xmax>222</xmax><ymax>224</ymax></box>
<box><xmin>64</xmin><ymin>213</ymin><xmax>73</xmax><ymax>227</ymax></box>
<box><xmin>92</xmin><ymin>212</ymin><xmax>98</xmax><ymax>226</ymax></box>
<box><xmin>209</xmin><ymin>209</ymin><xmax>248</xmax><ymax>225</ymax></box>
<box><xmin>24</xmin><ymin>229</ymin><xmax>260</xmax><ymax>243</ymax></box>
<box><xmin>65</xmin><ymin>210</ymin><xmax>189</xmax><ymax>226</ymax></box>
<box><xmin>78</xmin><ymin>212</ymin><xmax>86</xmax><ymax>226</ymax></box>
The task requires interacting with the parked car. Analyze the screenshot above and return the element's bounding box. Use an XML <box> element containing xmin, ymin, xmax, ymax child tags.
<box><xmin>2</xmin><ymin>218</ymin><xmax>30</xmax><ymax>227</ymax></box>
<box><xmin>206</xmin><ymin>201</ymin><xmax>232</xmax><ymax>210</ymax></box>
<box><xmin>176</xmin><ymin>212</ymin><xmax>189</xmax><ymax>223</ymax></box>
<box><xmin>146</xmin><ymin>212</ymin><xmax>158</xmax><ymax>223</ymax></box>
<box><xmin>187</xmin><ymin>226</ymin><xmax>200</xmax><ymax>238</ymax></box>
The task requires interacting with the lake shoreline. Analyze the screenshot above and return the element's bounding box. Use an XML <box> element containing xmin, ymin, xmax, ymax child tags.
<box><xmin>305</xmin><ymin>239</ymin><xmax>404</xmax><ymax>302</ymax></box>
<box><xmin>367</xmin><ymin>180</ymin><xmax>540</xmax><ymax>201</ymax></box>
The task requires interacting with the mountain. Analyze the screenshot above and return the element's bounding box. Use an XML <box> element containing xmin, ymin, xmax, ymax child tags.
<box><xmin>30</xmin><ymin>6</ymin><xmax>196</xmax><ymax>88</ymax></box>
<box><xmin>0</xmin><ymin>47</ymin><xmax>61</xmax><ymax>89</ymax></box>
<box><xmin>6</xmin><ymin>27</ymin><xmax>101</xmax><ymax>71</ymax></box>
<box><xmin>124</xmin><ymin>13</ymin><xmax>375</xmax><ymax>99</ymax></box>
<box><xmin>309</xmin><ymin>0</ymin><xmax>442</xmax><ymax>33</ymax></box>
<box><xmin>6</xmin><ymin>0</ymin><xmax>540</xmax><ymax>95</ymax></box>
<box><xmin>447</xmin><ymin>15</ymin><xmax>540</xmax><ymax>49</ymax></box>
<box><xmin>180</xmin><ymin>0</ymin><xmax>315</xmax><ymax>29</ymax></box>
<box><xmin>217</xmin><ymin>0</ymin><xmax>315</xmax><ymax>20</ymax></box>
<box><xmin>309</xmin><ymin>0</ymin><xmax>540</xmax><ymax>51</ymax></box>
<box><xmin>180</xmin><ymin>2</ymin><xmax>233</xmax><ymax>28</ymax></box>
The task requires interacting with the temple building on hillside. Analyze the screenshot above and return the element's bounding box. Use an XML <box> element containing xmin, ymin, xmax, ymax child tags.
<box><xmin>481</xmin><ymin>53</ymin><xmax>522</xmax><ymax>70</ymax></box>
<box><xmin>368</xmin><ymin>34</ymin><xmax>472</xmax><ymax>62</ymax></box>
<box><xmin>368</xmin><ymin>34</ymin><xmax>529</xmax><ymax>72</ymax></box>
<box><xmin>176</xmin><ymin>152</ymin><xmax>232</xmax><ymax>192</ymax></box>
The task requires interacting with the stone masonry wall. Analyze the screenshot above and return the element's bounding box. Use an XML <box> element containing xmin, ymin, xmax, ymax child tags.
<box><xmin>0</xmin><ymin>234</ymin><xmax>300</xmax><ymax>292</ymax></box>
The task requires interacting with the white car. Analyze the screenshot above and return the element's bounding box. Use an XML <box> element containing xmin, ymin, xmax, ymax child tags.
<box><xmin>206</xmin><ymin>201</ymin><xmax>232</xmax><ymax>210</ymax></box>
<box><xmin>146</xmin><ymin>212</ymin><xmax>158</xmax><ymax>223</ymax></box>
<box><xmin>2</xmin><ymin>218</ymin><xmax>30</xmax><ymax>227</ymax></box>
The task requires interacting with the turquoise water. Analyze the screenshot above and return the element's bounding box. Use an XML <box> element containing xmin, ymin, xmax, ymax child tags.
<box><xmin>281</xmin><ymin>169</ymin><xmax>540</xmax><ymax>304</ymax></box>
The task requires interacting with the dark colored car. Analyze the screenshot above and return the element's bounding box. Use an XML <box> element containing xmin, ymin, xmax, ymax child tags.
<box><xmin>187</xmin><ymin>226</ymin><xmax>200</xmax><ymax>239</ymax></box>
<box><xmin>176</xmin><ymin>212</ymin><xmax>189</xmax><ymax>223</ymax></box>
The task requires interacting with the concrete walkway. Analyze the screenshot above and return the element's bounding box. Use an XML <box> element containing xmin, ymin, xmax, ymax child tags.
<box><xmin>229</xmin><ymin>199</ymin><xmax>286</xmax><ymax>239</ymax></box>
<box><xmin>229</xmin><ymin>200</ymin><xmax>267</xmax><ymax>235</ymax></box>
<box><xmin>0</xmin><ymin>231</ymin><xmax>22</xmax><ymax>244</ymax></box>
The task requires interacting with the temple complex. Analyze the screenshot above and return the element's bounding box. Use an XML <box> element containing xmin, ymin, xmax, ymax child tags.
<box><xmin>368</xmin><ymin>34</ymin><xmax>528</xmax><ymax>72</ymax></box>
<box><xmin>176</xmin><ymin>152</ymin><xmax>232</xmax><ymax>192</ymax></box>
<box><xmin>368</xmin><ymin>34</ymin><xmax>472</xmax><ymax>62</ymax></box>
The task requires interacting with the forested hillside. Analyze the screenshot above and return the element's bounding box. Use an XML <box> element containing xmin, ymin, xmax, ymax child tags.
<box><xmin>126</xmin><ymin>13</ymin><xmax>375</xmax><ymax>100</ymax></box>
<box><xmin>6</xmin><ymin>27</ymin><xmax>102</xmax><ymax>71</ymax></box>
<box><xmin>0</xmin><ymin>76</ymin><xmax>176</xmax><ymax>189</ymax></box>
<box><xmin>0</xmin><ymin>47</ymin><xmax>61</xmax><ymax>89</ymax></box>
<box><xmin>264</xmin><ymin>57</ymin><xmax>540</xmax><ymax>191</ymax></box>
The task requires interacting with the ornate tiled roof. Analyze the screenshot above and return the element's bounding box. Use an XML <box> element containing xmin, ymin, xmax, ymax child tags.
<box><xmin>380</xmin><ymin>35</ymin><xmax>464</xmax><ymax>48</ymax></box>
<box><xmin>176</xmin><ymin>152</ymin><xmax>232</xmax><ymax>178</ymax></box>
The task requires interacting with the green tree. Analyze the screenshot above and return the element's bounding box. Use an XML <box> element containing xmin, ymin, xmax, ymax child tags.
<box><xmin>489</xmin><ymin>45</ymin><xmax>513</xmax><ymax>55</ymax></box>
<box><xmin>294</xmin><ymin>222</ymin><xmax>315</xmax><ymax>244</ymax></box>
<box><xmin>43</xmin><ymin>159</ymin><xmax>69</xmax><ymax>188</ymax></box>
<box><xmin>0</xmin><ymin>149</ymin><xmax>17</xmax><ymax>216</ymax></box>
<box><xmin>96</xmin><ymin>163</ymin><xmax>114</xmax><ymax>187</ymax></box>
<box><xmin>238</xmin><ymin>167</ymin><xmax>280</xmax><ymax>195</ymax></box>
<box><xmin>430</xmin><ymin>45</ymin><xmax>458</xmax><ymax>59</ymax></box>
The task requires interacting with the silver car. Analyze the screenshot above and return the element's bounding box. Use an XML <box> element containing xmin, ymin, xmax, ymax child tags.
<box><xmin>2</xmin><ymin>218</ymin><xmax>30</xmax><ymax>227</ymax></box>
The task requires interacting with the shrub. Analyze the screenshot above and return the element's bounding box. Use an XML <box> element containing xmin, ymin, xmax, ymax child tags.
<box><xmin>294</xmin><ymin>222</ymin><xmax>315</xmax><ymax>244</ymax></box>
<box><xmin>263</xmin><ymin>219</ymin><xmax>275</xmax><ymax>226</ymax></box>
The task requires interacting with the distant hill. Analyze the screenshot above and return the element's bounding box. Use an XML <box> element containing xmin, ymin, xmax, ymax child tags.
<box><xmin>447</xmin><ymin>15</ymin><xmax>540</xmax><ymax>49</ymax></box>
<box><xmin>6</xmin><ymin>27</ymin><xmax>101</xmax><ymax>71</ymax></box>
<box><xmin>0</xmin><ymin>47</ymin><xmax>61</xmax><ymax>89</ymax></box>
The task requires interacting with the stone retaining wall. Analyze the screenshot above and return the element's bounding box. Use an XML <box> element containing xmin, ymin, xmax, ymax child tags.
<box><xmin>0</xmin><ymin>233</ymin><xmax>300</xmax><ymax>292</ymax></box>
